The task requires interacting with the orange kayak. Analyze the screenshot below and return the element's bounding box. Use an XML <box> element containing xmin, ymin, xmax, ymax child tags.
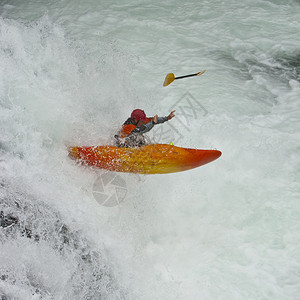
<box><xmin>68</xmin><ymin>144</ymin><xmax>221</xmax><ymax>174</ymax></box>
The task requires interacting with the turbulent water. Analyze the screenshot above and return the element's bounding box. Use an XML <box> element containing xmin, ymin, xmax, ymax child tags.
<box><xmin>1</xmin><ymin>1</ymin><xmax>300</xmax><ymax>299</ymax></box>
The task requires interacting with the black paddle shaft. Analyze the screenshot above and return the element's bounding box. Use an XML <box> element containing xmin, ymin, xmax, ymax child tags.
<box><xmin>175</xmin><ymin>73</ymin><xmax>199</xmax><ymax>80</ymax></box>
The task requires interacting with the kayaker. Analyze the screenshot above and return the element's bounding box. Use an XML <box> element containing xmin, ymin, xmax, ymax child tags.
<box><xmin>114</xmin><ymin>109</ymin><xmax>176</xmax><ymax>147</ymax></box>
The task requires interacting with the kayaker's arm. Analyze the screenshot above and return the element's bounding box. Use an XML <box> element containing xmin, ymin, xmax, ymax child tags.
<box><xmin>153</xmin><ymin>110</ymin><xmax>175</xmax><ymax>124</ymax></box>
<box><xmin>128</xmin><ymin>111</ymin><xmax>175</xmax><ymax>136</ymax></box>
<box><xmin>155</xmin><ymin>116</ymin><xmax>169</xmax><ymax>124</ymax></box>
<box><xmin>130</xmin><ymin>115</ymin><xmax>170</xmax><ymax>135</ymax></box>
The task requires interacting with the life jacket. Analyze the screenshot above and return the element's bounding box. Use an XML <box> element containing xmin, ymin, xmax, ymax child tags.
<box><xmin>119</xmin><ymin>117</ymin><xmax>152</xmax><ymax>138</ymax></box>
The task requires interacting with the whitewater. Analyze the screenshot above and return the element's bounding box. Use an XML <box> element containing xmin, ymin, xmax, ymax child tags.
<box><xmin>0</xmin><ymin>0</ymin><xmax>299</xmax><ymax>299</ymax></box>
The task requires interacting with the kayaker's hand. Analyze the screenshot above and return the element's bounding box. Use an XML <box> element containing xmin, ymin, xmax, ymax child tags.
<box><xmin>152</xmin><ymin>115</ymin><xmax>158</xmax><ymax>123</ymax></box>
<box><xmin>168</xmin><ymin>110</ymin><xmax>176</xmax><ymax>120</ymax></box>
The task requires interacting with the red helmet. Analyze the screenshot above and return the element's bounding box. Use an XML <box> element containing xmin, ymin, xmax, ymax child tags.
<box><xmin>131</xmin><ymin>109</ymin><xmax>146</xmax><ymax>121</ymax></box>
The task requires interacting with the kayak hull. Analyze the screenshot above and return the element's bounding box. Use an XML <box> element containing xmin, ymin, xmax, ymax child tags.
<box><xmin>68</xmin><ymin>144</ymin><xmax>221</xmax><ymax>174</ymax></box>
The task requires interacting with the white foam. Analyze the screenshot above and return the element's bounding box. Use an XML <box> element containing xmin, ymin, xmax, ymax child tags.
<box><xmin>1</xmin><ymin>1</ymin><xmax>300</xmax><ymax>299</ymax></box>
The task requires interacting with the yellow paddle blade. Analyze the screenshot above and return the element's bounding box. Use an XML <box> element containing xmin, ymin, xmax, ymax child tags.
<box><xmin>163</xmin><ymin>73</ymin><xmax>175</xmax><ymax>87</ymax></box>
<box><xmin>197</xmin><ymin>70</ymin><xmax>206</xmax><ymax>76</ymax></box>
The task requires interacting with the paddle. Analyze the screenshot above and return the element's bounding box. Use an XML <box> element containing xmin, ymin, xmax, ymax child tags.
<box><xmin>163</xmin><ymin>70</ymin><xmax>206</xmax><ymax>87</ymax></box>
